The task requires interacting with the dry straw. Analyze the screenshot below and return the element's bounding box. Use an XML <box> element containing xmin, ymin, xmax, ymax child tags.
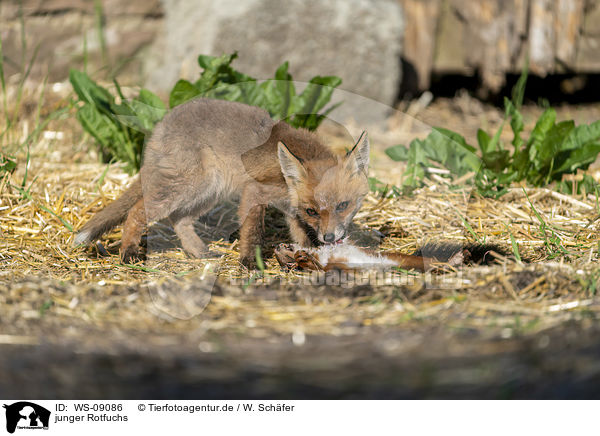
<box><xmin>1</xmin><ymin>87</ymin><xmax>599</xmax><ymax>338</ymax></box>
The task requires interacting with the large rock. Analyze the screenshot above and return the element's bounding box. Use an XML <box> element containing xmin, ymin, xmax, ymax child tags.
<box><xmin>145</xmin><ymin>0</ymin><xmax>404</xmax><ymax>123</ymax></box>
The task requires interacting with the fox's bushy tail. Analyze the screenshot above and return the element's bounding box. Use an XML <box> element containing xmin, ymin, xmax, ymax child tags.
<box><xmin>74</xmin><ymin>178</ymin><xmax>142</xmax><ymax>245</ymax></box>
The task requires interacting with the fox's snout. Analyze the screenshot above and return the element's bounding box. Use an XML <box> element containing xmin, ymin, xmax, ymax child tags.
<box><xmin>317</xmin><ymin>222</ymin><xmax>347</xmax><ymax>244</ymax></box>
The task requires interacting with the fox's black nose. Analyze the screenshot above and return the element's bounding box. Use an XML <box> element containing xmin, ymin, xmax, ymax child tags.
<box><xmin>324</xmin><ymin>233</ymin><xmax>335</xmax><ymax>243</ymax></box>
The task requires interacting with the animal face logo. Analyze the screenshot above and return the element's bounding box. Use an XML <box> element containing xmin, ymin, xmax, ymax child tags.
<box><xmin>3</xmin><ymin>402</ymin><xmax>50</xmax><ymax>434</ymax></box>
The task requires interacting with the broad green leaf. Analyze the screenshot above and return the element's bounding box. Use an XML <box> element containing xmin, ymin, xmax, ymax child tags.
<box><xmin>272</xmin><ymin>61</ymin><xmax>294</xmax><ymax>118</ymax></box>
<box><xmin>533</xmin><ymin>120</ymin><xmax>574</xmax><ymax>169</ymax></box>
<box><xmin>169</xmin><ymin>79</ymin><xmax>201</xmax><ymax>108</ymax></box>
<box><xmin>560</xmin><ymin>120</ymin><xmax>600</xmax><ymax>151</ymax></box>
<box><xmin>477</xmin><ymin>128</ymin><xmax>491</xmax><ymax>155</ymax></box>
<box><xmin>293</xmin><ymin>75</ymin><xmax>342</xmax><ymax>128</ymax></box>
<box><xmin>138</xmin><ymin>89</ymin><xmax>166</xmax><ymax>111</ymax></box>
<box><xmin>427</xmin><ymin>128</ymin><xmax>480</xmax><ymax>175</ymax></box>
<box><xmin>553</xmin><ymin>143</ymin><xmax>600</xmax><ymax>175</ymax></box>
<box><xmin>504</xmin><ymin>98</ymin><xmax>524</xmax><ymax>150</ymax></box>
<box><xmin>433</xmin><ymin>127</ymin><xmax>476</xmax><ymax>153</ymax></box>
<box><xmin>71</xmin><ymin>53</ymin><xmax>342</xmax><ymax>176</ymax></box>
<box><xmin>385</xmin><ymin>144</ymin><xmax>409</xmax><ymax>161</ymax></box>
<box><xmin>69</xmin><ymin>69</ymin><xmax>114</xmax><ymax>113</ymax></box>
<box><xmin>488</xmin><ymin>120</ymin><xmax>505</xmax><ymax>152</ymax></box>
<box><xmin>402</xmin><ymin>140</ymin><xmax>427</xmax><ymax>188</ymax></box>
<box><xmin>528</xmin><ymin>108</ymin><xmax>556</xmax><ymax>162</ymax></box>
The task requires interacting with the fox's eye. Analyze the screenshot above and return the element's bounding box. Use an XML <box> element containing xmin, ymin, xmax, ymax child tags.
<box><xmin>306</xmin><ymin>208</ymin><xmax>319</xmax><ymax>217</ymax></box>
<box><xmin>336</xmin><ymin>201</ymin><xmax>349</xmax><ymax>212</ymax></box>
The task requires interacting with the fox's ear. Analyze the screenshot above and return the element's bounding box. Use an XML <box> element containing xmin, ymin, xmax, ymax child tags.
<box><xmin>345</xmin><ymin>131</ymin><xmax>369</xmax><ymax>175</ymax></box>
<box><xmin>278</xmin><ymin>141</ymin><xmax>306</xmax><ymax>185</ymax></box>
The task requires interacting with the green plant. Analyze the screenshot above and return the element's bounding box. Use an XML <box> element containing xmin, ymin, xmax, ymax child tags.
<box><xmin>0</xmin><ymin>154</ymin><xmax>17</xmax><ymax>176</ymax></box>
<box><xmin>70</xmin><ymin>52</ymin><xmax>342</xmax><ymax>173</ymax></box>
<box><xmin>385</xmin><ymin>65</ymin><xmax>600</xmax><ymax>197</ymax></box>
<box><xmin>169</xmin><ymin>52</ymin><xmax>342</xmax><ymax>130</ymax></box>
<box><xmin>69</xmin><ymin>70</ymin><xmax>166</xmax><ymax>174</ymax></box>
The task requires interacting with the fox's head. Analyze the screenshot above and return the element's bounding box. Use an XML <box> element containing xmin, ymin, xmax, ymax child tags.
<box><xmin>278</xmin><ymin>132</ymin><xmax>370</xmax><ymax>245</ymax></box>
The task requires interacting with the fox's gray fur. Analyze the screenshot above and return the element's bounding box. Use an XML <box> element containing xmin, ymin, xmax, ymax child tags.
<box><xmin>75</xmin><ymin>98</ymin><xmax>370</xmax><ymax>267</ymax></box>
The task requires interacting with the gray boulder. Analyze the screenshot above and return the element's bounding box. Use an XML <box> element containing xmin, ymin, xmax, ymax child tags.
<box><xmin>145</xmin><ymin>0</ymin><xmax>404</xmax><ymax>123</ymax></box>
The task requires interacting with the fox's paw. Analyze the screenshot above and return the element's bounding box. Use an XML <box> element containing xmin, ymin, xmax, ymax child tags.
<box><xmin>240</xmin><ymin>254</ymin><xmax>258</xmax><ymax>270</ymax></box>
<box><xmin>274</xmin><ymin>243</ymin><xmax>297</xmax><ymax>270</ymax></box>
<box><xmin>120</xmin><ymin>245</ymin><xmax>145</xmax><ymax>264</ymax></box>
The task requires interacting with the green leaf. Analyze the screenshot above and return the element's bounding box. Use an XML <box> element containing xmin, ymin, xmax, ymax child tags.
<box><xmin>69</xmin><ymin>69</ymin><xmax>113</xmax><ymax>111</ymax></box>
<box><xmin>0</xmin><ymin>154</ymin><xmax>17</xmax><ymax>174</ymax></box>
<box><xmin>477</xmin><ymin>128</ymin><xmax>491</xmax><ymax>155</ymax></box>
<box><xmin>428</xmin><ymin>128</ymin><xmax>480</xmax><ymax>175</ymax></box>
<box><xmin>125</xmin><ymin>89</ymin><xmax>167</xmax><ymax>132</ymax></box>
<box><xmin>511</xmin><ymin>59</ymin><xmax>529</xmax><ymax>109</ymax></box>
<box><xmin>76</xmin><ymin>103</ymin><xmax>117</xmax><ymax>149</ymax></box>
<box><xmin>71</xmin><ymin>53</ymin><xmax>343</xmax><ymax>176</ymax></box>
<box><xmin>291</xmin><ymin>75</ymin><xmax>342</xmax><ymax>129</ymax></box>
<box><xmin>401</xmin><ymin>139</ymin><xmax>427</xmax><ymax>188</ymax></box>
<box><xmin>488</xmin><ymin>120</ymin><xmax>505</xmax><ymax>152</ymax></box>
<box><xmin>553</xmin><ymin>143</ymin><xmax>600</xmax><ymax>175</ymax></box>
<box><xmin>195</xmin><ymin>52</ymin><xmax>254</xmax><ymax>96</ymax></box>
<box><xmin>385</xmin><ymin>144</ymin><xmax>409</xmax><ymax>161</ymax></box>
<box><xmin>527</xmin><ymin>108</ymin><xmax>556</xmax><ymax>162</ymax></box>
<box><xmin>557</xmin><ymin>174</ymin><xmax>600</xmax><ymax>196</ymax></box>
<box><xmin>533</xmin><ymin>120</ymin><xmax>575</xmax><ymax>170</ymax></box>
<box><xmin>434</xmin><ymin>127</ymin><xmax>477</xmax><ymax>153</ymax></box>
<box><xmin>271</xmin><ymin>61</ymin><xmax>294</xmax><ymax>119</ymax></box>
<box><xmin>560</xmin><ymin>120</ymin><xmax>600</xmax><ymax>151</ymax></box>
<box><xmin>504</xmin><ymin>98</ymin><xmax>524</xmax><ymax>150</ymax></box>
<box><xmin>482</xmin><ymin>150</ymin><xmax>511</xmax><ymax>173</ymax></box>
<box><xmin>169</xmin><ymin>79</ymin><xmax>201</xmax><ymax>108</ymax></box>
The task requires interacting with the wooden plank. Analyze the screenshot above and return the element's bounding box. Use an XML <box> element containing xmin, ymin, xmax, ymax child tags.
<box><xmin>529</xmin><ymin>0</ymin><xmax>555</xmax><ymax>75</ymax></box>
<box><xmin>400</xmin><ymin>0</ymin><xmax>442</xmax><ymax>90</ymax></box>
<box><xmin>554</xmin><ymin>0</ymin><xmax>584</xmax><ymax>70</ymax></box>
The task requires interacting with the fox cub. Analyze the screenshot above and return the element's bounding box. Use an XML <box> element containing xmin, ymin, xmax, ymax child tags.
<box><xmin>75</xmin><ymin>98</ymin><xmax>370</xmax><ymax>268</ymax></box>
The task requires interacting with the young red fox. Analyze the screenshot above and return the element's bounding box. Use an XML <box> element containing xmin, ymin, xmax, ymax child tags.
<box><xmin>75</xmin><ymin>98</ymin><xmax>371</xmax><ymax>267</ymax></box>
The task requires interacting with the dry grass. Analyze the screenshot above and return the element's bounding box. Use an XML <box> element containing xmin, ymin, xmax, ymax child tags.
<box><xmin>1</xmin><ymin>85</ymin><xmax>600</xmax><ymax>366</ymax></box>
<box><xmin>3</xmin><ymin>86</ymin><xmax>600</xmax><ymax>398</ymax></box>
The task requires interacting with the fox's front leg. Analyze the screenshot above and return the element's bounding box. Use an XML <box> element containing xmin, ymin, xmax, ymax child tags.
<box><xmin>238</xmin><ymin>184</ymin><xmax>267</xmax><ymax>269</ymax></box>
<box><xmin>286</xmin><ymin>216</ymin><xmax>315</xmax><ymax>247</ymax></box>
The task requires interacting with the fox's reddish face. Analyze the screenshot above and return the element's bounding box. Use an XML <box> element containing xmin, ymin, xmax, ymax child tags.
<box><xmin>278</xmin><ymin>132</ymin><xmax>370</xmax><ymax>245</ymax></box>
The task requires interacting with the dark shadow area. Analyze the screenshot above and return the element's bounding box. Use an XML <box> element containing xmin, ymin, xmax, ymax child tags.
<box><xmin>397</xmin><ymin>57</ymin><xmax>421</xmax><ymax>101</ymax></box>
<box><xmin>428</xmin><ymin>72</ymin><xmax>481</xmax><ymax>100</ymax></box>
<box><xmin>501</xmin><ymin>73</ymin><xmax>600</xmax><ymax>105</ymax></box>
<box><xmin>425</xmin><ymin>72</ymin><xmax>600</xmax><ymax>107</ymax></box>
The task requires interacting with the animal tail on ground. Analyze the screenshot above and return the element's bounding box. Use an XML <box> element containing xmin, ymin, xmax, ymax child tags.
<box><xmin>413</xmin><ymin>242</ymin><xmax>510</xmax><ymax>265</ymax></box>
<box><xmin>74</xmin><ymin>178</ymin><xmax>143</xmax><ymax>245</ymax></box>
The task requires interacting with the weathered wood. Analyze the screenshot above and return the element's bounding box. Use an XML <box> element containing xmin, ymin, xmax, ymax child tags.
<box><xmin>576</xmin><ymin>0</ymin><xmax>600</xmax><ymax>71</ymax></box>
<box><xmin>400</xmin><ymin>0</ymin><xmax>599</xmax><ymax>91</ymax></box>
<box><xmin>554</xmin><ymin>0</ymin><xmax>584</xmax><ymax>69</ymax></box>
<box><xmin>401</xmin><ymin>0</ymin><xmax>441</xmax><ymax>90</ymax></box>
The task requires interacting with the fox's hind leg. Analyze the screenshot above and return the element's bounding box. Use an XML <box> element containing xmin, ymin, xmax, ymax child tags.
<box><xmin>173</xmin><ymin>215</ymin><xmax>208</xmax><ymax>258</ymax></box>
<box><xmin>121</xmin><ymin>198</ymin><xmax>147</xmax><ymax>263</ymax></box>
